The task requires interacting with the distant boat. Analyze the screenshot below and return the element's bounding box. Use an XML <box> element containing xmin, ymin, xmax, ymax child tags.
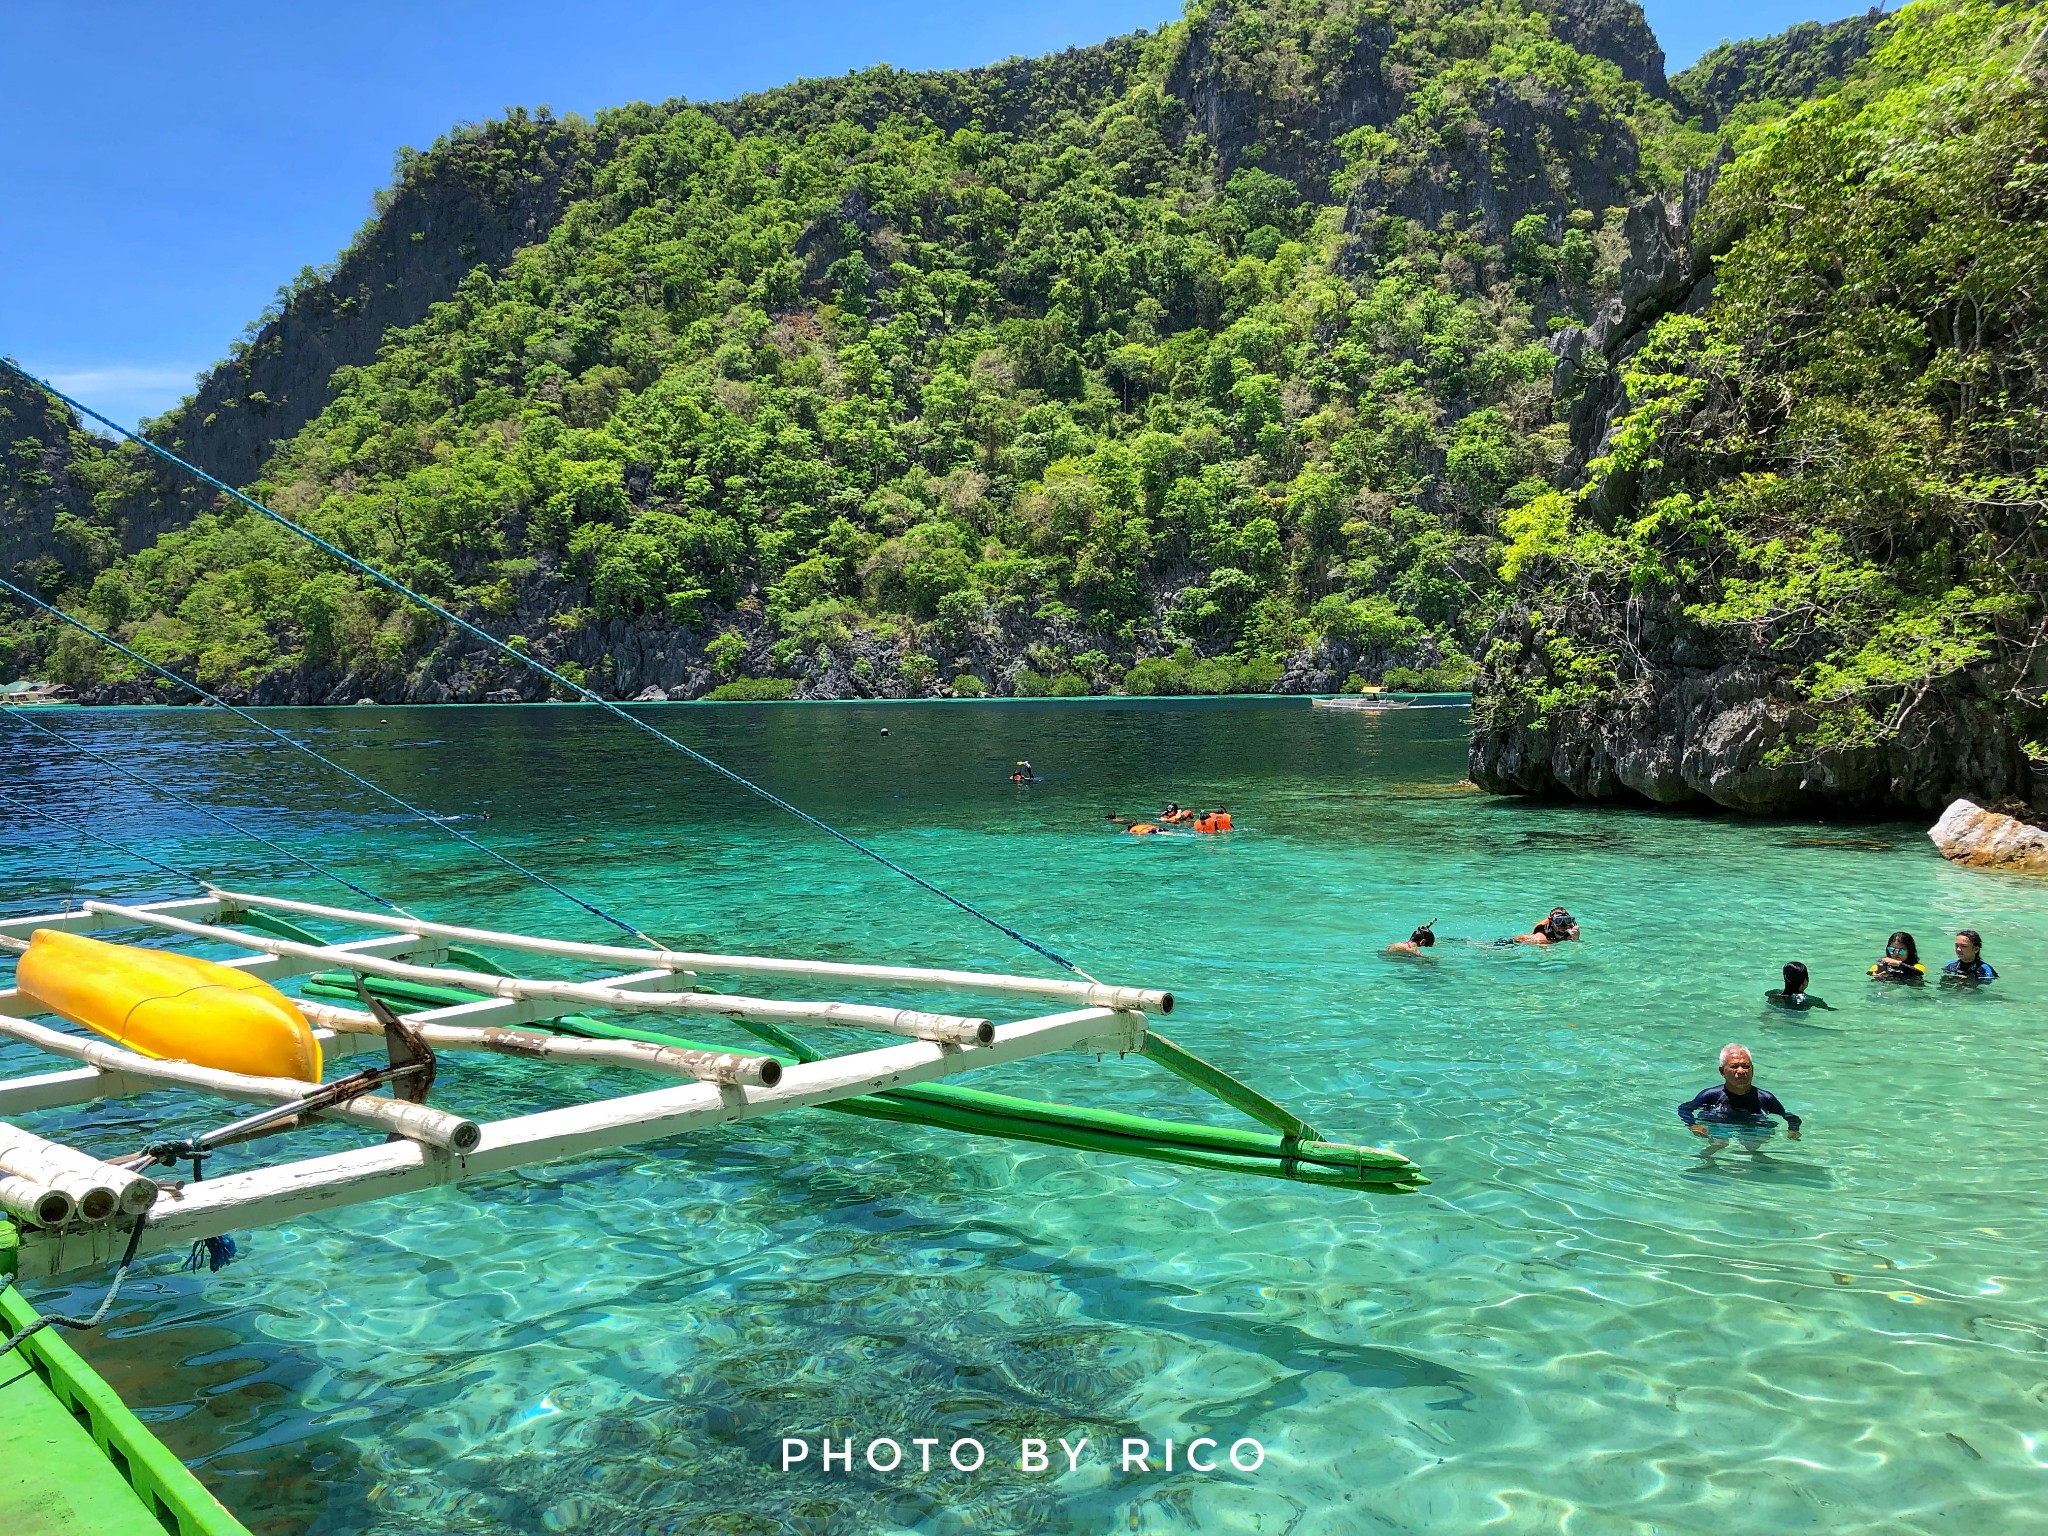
<box><xmin>0</xmin><ymin>679</ymin><xmax>71</xmax><ymax>705</ymax></box>
<box><xmin>1312</xmin><ymin>690</ymin><xmax>1472</xmax><ymax>711</ymax></box>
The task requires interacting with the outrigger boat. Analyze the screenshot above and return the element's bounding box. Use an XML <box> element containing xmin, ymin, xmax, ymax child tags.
<box><xmin>1</xmin><ymin>887</ymin><xmax>1420</xmax><ymax>1529</ymax></box>
<box><xmin>1311</xmin><ymin>690</ymin><xmax>1473</xmax><ymax>711</ymax></box>
<box><xmin>0</xmin><ymin>359</ymin><xmax>1421</xmax><ymax>1528</ymax></box>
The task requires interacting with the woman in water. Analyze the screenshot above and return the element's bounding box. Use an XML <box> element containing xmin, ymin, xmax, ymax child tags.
<box><xmin>1942</xmin><ymin>929</ymin><xmax>1997</xmax><ymax>983</ymax></box>
<box><xmin>1869</xmin><ymin>930</ymin><xmax>1925</xmax><ymax>983</ymax></box>
<box><xmin>1766</xmin><ymin>961</ymin><xmax>1831</xmax><ymax>1011</ymax></box>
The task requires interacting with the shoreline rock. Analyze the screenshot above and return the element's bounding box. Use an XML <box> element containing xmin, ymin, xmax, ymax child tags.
<box><xmin>1472</xmin><ymin>671</ymin><xmax>2031</xmax><ymax>817</ymax></box>
<box><xmin>1929</xmin><ymin>799</ymin><xmax>2048</xmax><ymax>874</ymax></box>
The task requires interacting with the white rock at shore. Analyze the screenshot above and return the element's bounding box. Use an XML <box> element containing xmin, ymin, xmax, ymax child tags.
<box><xmin>1929</xmin><ymin>798</ymin><xmax>2048</xmax><ymax>873</ymax></box>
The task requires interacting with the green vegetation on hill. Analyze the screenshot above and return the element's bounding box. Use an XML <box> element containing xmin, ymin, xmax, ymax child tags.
<box><xmin>5</xmin><ymin>0</ymin><xmax>1724</xmax><ymax>702</ymax></box>
<box><xmin>1492</xmin><ymin>0</ymin><xmax>2048</xmax><ymax>765</ymax></box>
<box><xmin>1667</xmin><ymin>6</ymin><xmax>1891</xmax><ymax>131</ymax></box>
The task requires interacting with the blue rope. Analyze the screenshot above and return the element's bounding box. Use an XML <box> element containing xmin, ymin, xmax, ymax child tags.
<box><xmin>3</xmin><ymin>360</ymin><xmax>1085</xmax><ymax>977</ymax></box>
<box><xmin>0</xmin><ymin>789</ymin><xmax>206</xmax><ymax>887</ymax></box>
<box><xmin>3</xmin><ymin>704</ymin><xmax>406</xmax><ymax>914</ymax></box>
<box><xmin>0</xmin><ymin>574</ymin><xmax>655</xmax><ymax>944</ymax></box>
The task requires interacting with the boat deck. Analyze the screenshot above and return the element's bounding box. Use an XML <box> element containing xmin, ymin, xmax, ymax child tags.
<box><xmin>0</xmin><ymin>1277</ymin><xmax>248</xmax><ymax>1535</ymax></box>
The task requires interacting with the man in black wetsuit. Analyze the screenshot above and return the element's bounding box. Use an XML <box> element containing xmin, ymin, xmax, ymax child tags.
<box><xmin>1678</xmin><ymin>1044</ymin><xmax>1802</xmax><ymax>1155</ymax></box>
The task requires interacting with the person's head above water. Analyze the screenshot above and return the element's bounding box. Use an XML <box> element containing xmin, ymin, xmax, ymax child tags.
<box><xmin>1541</xmin><ymin>907</ymin><xmax>1578</xmax><ymax>939</ymax></box>
<box><xmin>1719</xmin><ymin>1043</ymin><xmax>1755</xmax><ymax>1091</ymax></box>
<box><xmin>1782</xmin><ymin>961</ymin><xmax>1809</xmax><ymax>994</ymax></box>
<box><xmin>1955</xmin><ymin>929</ymin><xmax>1984</xmax><ymax>964</ymax></box>
<box><xmin>1409</xmin><ymin>921</ymin><xmax>1437</xmax><ymax>948</ymax></box>
<box><xmin>1884</xmin><ymin>930</ymin><xmax>1920</xmax><ymax>966</ymax></box>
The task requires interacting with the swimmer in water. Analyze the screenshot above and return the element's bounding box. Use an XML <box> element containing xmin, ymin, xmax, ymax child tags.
<box><xmin>1679</xmin><ymin>1043</ymin><xmax>1802</xmax><ymax>1155</ymax></box>
<box><xmin>1106</xmin><ymin>814</ymin><xmax>1170</xmax><ymax>835</ymax></box>
<box><xmin>1011</xmin><ymin>760</ymin><xmax>1036</xmax><ymax>782</ymax></box>
<box><xmin>1765</xmin><ymin>961</ymin><xmax>1831</xmax><ymax>1011</ymax></box>
<box><xmin>1941</xmin><ymin>929</ymin><xmax>1996</xmax><ymax>984</ymax></box>
<box><xmin>1512</xmin><ymin>907</ymin><xmax>1579</xmax><ymax>945</ymax></box>
<box><xmin>1385</xmin><ymin>921</ymin><xmax>1438</xmax><ymax>957</ymax></box>
<box><xmin>1869</xmin><ymin>930</ymin><xmax>1925</xmax><ymax>984</ymax></box>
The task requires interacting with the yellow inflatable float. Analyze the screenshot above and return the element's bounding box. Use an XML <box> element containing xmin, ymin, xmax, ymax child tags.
<box><xmin>16</xmin><ymin>929</ymin><xmax>322</xmax><ymax>1082</ymax></box>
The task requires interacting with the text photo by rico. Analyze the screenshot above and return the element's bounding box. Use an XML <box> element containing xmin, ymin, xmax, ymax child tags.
<box><xmin>781</xmin><ymin>1436</ymin><xmax>1268</xmax><ymax>1476</ymax></box>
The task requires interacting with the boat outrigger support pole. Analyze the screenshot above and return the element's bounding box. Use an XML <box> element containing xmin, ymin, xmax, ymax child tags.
<box><xmin>0</xmin><ymin>889</ymin><xmax>1423</xmax><ymax>1283</ymax></box>
<box><xmin>298</xmin><ymin>972</ymin><xmax>1422</xmax><ymax>1192</ymax></box>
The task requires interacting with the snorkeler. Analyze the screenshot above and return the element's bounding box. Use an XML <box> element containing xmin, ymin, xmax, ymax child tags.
<box><xmin>1158</xmin><ymin>803</ymin><xmax>1194</xmax><ymax>823</ymax></box>
<box><xmin>1942</xmin><ymin>929</ymin><xmax>1997</xmax><ymax>983</ymax></box>
<box><xmin>1192</xmin><ymin>808</ymin><xmax>1234</xmax><ymax>832</ymax></box>
<box><xmin>1385</xmin><ymin>922</ymin><xmax>1438</xmax><ymax>957</ymax></box>
<box><xmin>1106</xmin><ymin>813</ymin><xmax>1170</xmax><ymax>835</ymax></box>
<box><xmin>1678</xmin><ymin>1043</ymin><xmax>1802</xmax><ymax>1154</ymax></box>
<box><xmin>1512</xmin><ymin>907</ymin><xmax>1579</xmax><ymax>945</ymax></box>
<box><xmin>1011</xmin><ymin>760</ymin><xmax>1037</xmax><ymax>782</ymax></box>
<box><xmin>1869</xmin><ymin>930</ymin><xmax>1925</xmax><ymax>983</ymax></box>
<box><xmin>1765</xmin><ymin>961</ymin><xmax>1831</xmax><ymax>1011</ymax></box>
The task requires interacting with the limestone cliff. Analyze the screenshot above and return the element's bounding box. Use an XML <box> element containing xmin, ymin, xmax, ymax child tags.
<box><xmin>1471</xmin><ymin>3</ymin><xmax>2048</xmax><ymax>816</ymax></box>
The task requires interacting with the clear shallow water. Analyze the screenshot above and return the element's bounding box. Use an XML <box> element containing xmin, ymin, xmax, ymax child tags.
<box><xmin>3</xmin><ymin>699</ymin><xmax>2046</xmax><ymax>1536</ymax></box>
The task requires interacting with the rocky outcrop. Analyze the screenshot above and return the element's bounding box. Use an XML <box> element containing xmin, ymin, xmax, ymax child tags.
<box><xmin>1170</xmin><ymin>0</ymin><xmax>1661</xmax><ymax>202</ymax></box>
<box><xmin>1476</xmin><ymin>655</ymin><xmax>2031</xmax><ymax>815</ymax></box>
<box><xmin>710</xmin><ymin>35</ymin><xmax>1149</xmax><ymax>142</ymax></box>
<box><xmin>0</xmin><ymin>370</ymin><xmax>105</xmax><ymax>593</ymax></box>
<box><xmin>121</xmin><ymin>113</ymin><xmax>600</xmax><ymax>550</ymax></box>
<box><xmin>1546</xmin><ymin>0</ymin><xmax>1667</xmax><ymax>93</ymax></box>
<box><xmin>9</xmin><ymin>115</ymin><xmax>619</xmax><ymax>612</ymax></box>
<box><xmin>1167</xmin><ymin>7</ymin><xmax>1397</xmax><ymax>190</ymax></box>
<box><xmin>1472</xmin><ymin>584</ymin><xmax>2036</xmax><ymax>817</ymax></box>
<box><xmin>1472</xmin><ymin>155</ymin><xmax>2038</xmax><ymax>816</ymax></box>
<box><xmin>1547</xmin><ymin>165</ymin><xmax>1724</xmax><ymax>490</ymax></box>
<box><xmin>1930</xmin><ymin>799</ymin><xmax>2048</xmax><ymax>874</ymax></box>
<box><xmin>1668</xmin><ymin>9</ymin><xmax>1888</xmax><ymax>128</ymax></box>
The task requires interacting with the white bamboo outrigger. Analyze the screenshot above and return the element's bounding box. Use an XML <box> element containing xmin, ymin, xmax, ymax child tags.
<box><xmin>0</xmin><ymin>891</ymin><xmax>1163</xmax><ymax>1281</ymax></box>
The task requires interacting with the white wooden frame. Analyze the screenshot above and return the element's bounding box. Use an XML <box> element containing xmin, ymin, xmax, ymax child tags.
<box><xmin>0</xmin><ymin>893</ymin><xmax>1154</xmax><ymax>1280</ymax></box>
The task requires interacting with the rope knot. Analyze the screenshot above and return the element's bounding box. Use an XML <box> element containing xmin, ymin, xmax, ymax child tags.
<box><xmin>183</xmin><ymin>1235</ymin><xmax>238</xmax><ymax>1273</ymax></box>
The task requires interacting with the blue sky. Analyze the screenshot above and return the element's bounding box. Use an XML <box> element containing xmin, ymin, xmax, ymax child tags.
<box><xmin>2</xmin><ymin>1</ymin><xmax>1866</xmax><ymax>427</ymax></box>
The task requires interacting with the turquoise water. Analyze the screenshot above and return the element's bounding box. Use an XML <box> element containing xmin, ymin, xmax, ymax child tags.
<box><xmin>4</xmin><ymin>699</ymin><xmax>2046</xmax><ymax>1535</ymax></box>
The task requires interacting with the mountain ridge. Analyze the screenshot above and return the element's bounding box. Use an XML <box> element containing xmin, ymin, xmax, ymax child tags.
<box><xmin>4</xmin><ymin>0</ymin><xmax>1932</xmax><ymax>775</ymax></box>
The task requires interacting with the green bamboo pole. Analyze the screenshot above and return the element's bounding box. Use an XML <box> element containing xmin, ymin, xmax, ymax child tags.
<box><xmin>227</xmin><ymin>907</ymin><xmax>516</xmax><ymax>979</ymax></box>
<box><xmin>228</xmin><ymin>907</ymin><xmax>326</xmax><ymax>947</ymax></box>
<box><xmin>1139</xmin><ymin>1030</ymin><xmax>1322</xmax><ymax>1141</ymax></box>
